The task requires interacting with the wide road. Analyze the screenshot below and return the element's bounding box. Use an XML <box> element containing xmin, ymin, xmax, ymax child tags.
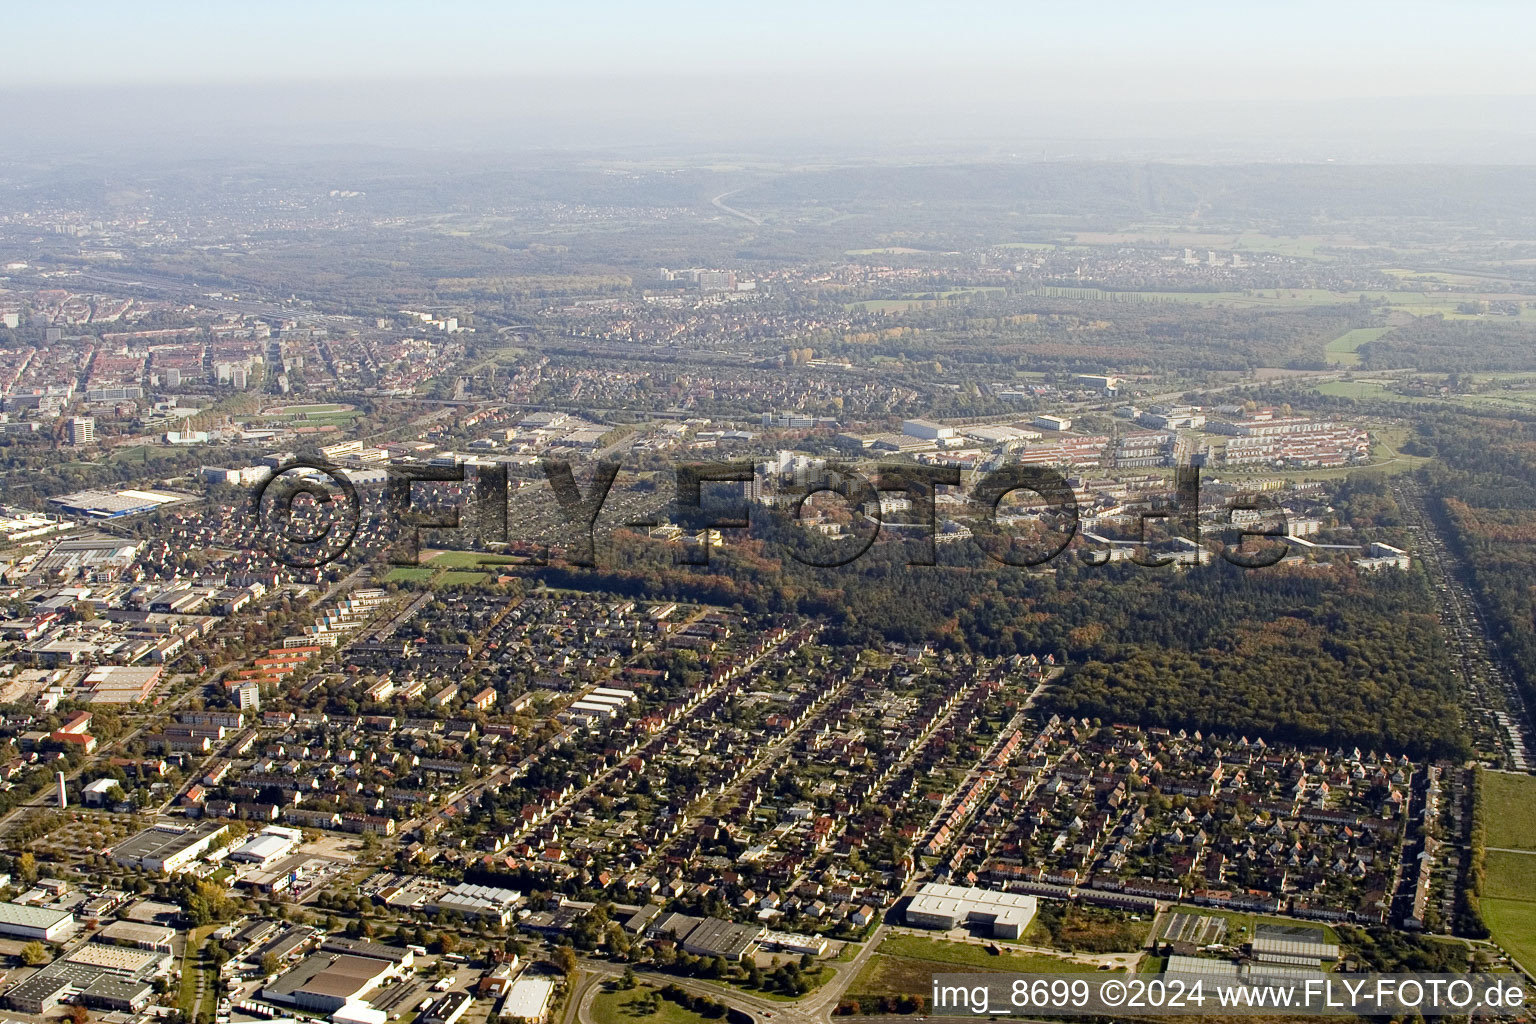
<box><xmin>711</xmin><ymin>190</ymin><xmax>763</xmax><ymax>226</ymax></box>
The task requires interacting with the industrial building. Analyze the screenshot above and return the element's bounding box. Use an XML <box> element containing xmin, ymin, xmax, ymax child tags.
<box><xmin>230</xmin><ymin>826</ymin><xmax>304</xmax><ymax>867</ymax></box>
<box><xmin>905</xmin><ymin>882</ymin><xmax>1038</xmax><ymax>939</ymax></box>
<box><xmin>79</xmin><ymin>665</ymin><xmax>164</xmax><ymax>704</ymax></box>
<box><xmin>262</xmin><ymin>953</ymin><xmax>397</xmax><ymax>1014</ymax></box>
<box><xmin>110</xmin><ymin>821</ymin><xmax>229</xmax><ymax>873</ymax></box>
<box><xmin>0</xmin><ymin>901</ymin><xmax>74</xmax><ymax>941</ymax></box>
<box><xmin>97</xmin><ymin>919</ymin><xmax>176</xmax><ymax>953</ymax></box>
<box><xmin>46</xmin><ymin>488</ymin><xmax>188</xmax><ymax>519</ymax></box>
<box><xmin>427</xmin><ymin>882</ymin><xmax>524</xmax><ymax>926</ymax></box>
<box><xmin>1075</xmin><ymin>374</ymin><xmax>1121</xmax><ymax>394</ymax></box>
<box><xmin>649</xmin><ymin>913</ymin><xmax>765</xmax><ymax>961</ymax></box>
<box><xmin>902</xmin><ymin>419</ymin><xmax>955</xmax><ymax>441</ymax></box>
<box><xmin>4</xmin><ymin>940</ymin><xmax>168</xmax><ymax>1014</ymax></box>
<box><xmin>498</xmin><ymin>977</ymin><xmax>556</xmax><ymax>1023</ymax></box>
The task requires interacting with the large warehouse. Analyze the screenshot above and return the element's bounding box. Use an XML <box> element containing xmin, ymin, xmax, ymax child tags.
<box><xmin>229</xmin><ymin>826</ymin><xmax>303</xmax><ymax>867</ymax></box>
<box><xmin>905</xmin><ymin>882</ymin><xmax>1038</xmax><ymax>939</ymax></box>
<box><xmin>263</xmin><ymin>953</ymin><xmax>396</xmax><ymax>1014</ymax></box>
<box><xmin>46</xmin><ymin>489</ymin><xmax>187</xmax><ymax>519</ymax></box>
<box><xmin>0</xmin><ymin>902</ymin><xmax>74</xmax><ymax>941</ymax></box>
<box><xmin>110</xmin><ymin>821</ymin><xmax>229</xmax><ymax>873</ymax></box>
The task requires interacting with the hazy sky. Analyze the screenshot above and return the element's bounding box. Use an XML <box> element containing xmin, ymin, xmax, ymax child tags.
<box><xmin>3</xmin><ymin>1</ymin><xmax>1533</xmax><ymax>162</ymax></box>
<box><xmin>7</xmin><ymin>0</ymin><xmax>1534</xmax><ymax>99</ymax></box>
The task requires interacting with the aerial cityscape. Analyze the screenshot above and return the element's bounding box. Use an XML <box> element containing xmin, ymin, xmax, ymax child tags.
<box><xmin>1</xmin><ymin>3</ymin><xmax>1536</xmax><ymax>1023</ymax></box>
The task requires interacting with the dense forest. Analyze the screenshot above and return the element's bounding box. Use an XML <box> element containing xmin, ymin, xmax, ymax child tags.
<box><xmin>816</xmin><ymin>298</ymin><xmax>1368</xmax><ymax>374</ymax></box>
<box><xmin>513</xmin><ymin>495</ymin><xmax>1468</xmax><ymax>758</ymax></box>
<box><xmin>1361</xmin><ymin>318</ymin><xmax>1536</xmax><ymax>372</ymax></box>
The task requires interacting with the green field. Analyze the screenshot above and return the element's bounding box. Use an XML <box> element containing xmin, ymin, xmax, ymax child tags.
<box><xmin>435</xmin><ymin>570</ymin><xmax>490</xmax><ymax>586</ymax></box>
<box><xmin>178</xmin><ymin>924</ymin><xmax>217</xmax><ymax>1019</ymax></box>
<box><xmin>1313</xmin><ymin>380</ymin><xmax>1442</xmax><ymax>405</ymax></box>
<box><xmin>846</xmin><ymin>287</ymin><xmax>1005</xmax><ymax>312</ymax></box>
<box><xmin>1484</xmin><ymin>899</ymin><xmax>1536</xmax><ymax>975</ymax></box>
<box><xmin>1479</xmin><ymin>772</ymin><xmax>1536</xmax><ymax>973</ymax></box>
<box><xmin>385</xmin><ymin>550</ymin><xmax>523</xmax><ymax>587</ymax></box>
<box><xmin>1324</xmin><ymin>327</ymin><xmax>1392</xmax><ymax>367</ymax></box>
<box><xmin>426</xmin><ymin>549</ymin><xmax>521</xmax><ymax>568</ymax></box>
<box><xmin>1485</xmin><ymin>851</ymin><xmax>1536</xmax><ymax>900</ymax></box>
<box><xmin>1483</xmin><ymin>771</ymin><xmax>1536</xmax><ymax>850</ymax></box>
<box><xmin>846</xmin><ymin>936</ymin><xmax>1099</xmax><ymax>1008</ymax></box>
<box><xmin>107</xmin><ymin>444</ymin><xmax>157</xmax><ymax>464</ymax></box>
<box><xmin>589</xmin><ymin>983</ymin><xmax>722</xmax><ymax>1024</ymax></box>
<box><xmin>874</xmin><ymin>934</ymin><xmax>1101</xmax><ymax>971</ymax></box>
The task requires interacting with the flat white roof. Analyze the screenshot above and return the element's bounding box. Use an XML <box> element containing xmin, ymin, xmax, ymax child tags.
<box><xmin>500</xmin><ymin>978</ymin><xmax>555</xmax><ymax>1019</ymax></box>
<box><xmin>908</xmin><ymin>883</ymin><xmax>1037</xmax><ymax>928</ymax></box>
<box><xmin>233</xmin><ymin>834</ymin><xmax>296</xmax><ymax>861</ymax></box>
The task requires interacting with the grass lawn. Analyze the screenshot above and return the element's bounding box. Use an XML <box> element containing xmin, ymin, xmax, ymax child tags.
<box><xmin>426</xmin><ymin>549</ymin><xmax>522</xmax><ymax>568</ymax></box>
<box><xmin>1484</xmin><ymin>850</ymin><xmax>1536</xmax><ymax>901</ymax></box>
<box><xmin>107</xmin><ymin>444</ymin><xmax>156</xmax><ymax>464</ymax></box>
<box><xmin>178</xmin><ymin>924</ymin><xmax>217</xmax><ymax>1016</ymax></box>
<box><xmin>846</xmin><ymin>940</ymin><xmax>1098</xmax><ymax>1007</ymax></box>
<box><xmin>384</xmin><ymin>566</ymin><xmax>435</xmax><ymax>583</ymax></box>
<box><xmin>435</xmin><ymin>570</ymin><xmax>491</xmax><ymax>586</ymax></box>
<box><xmin>1482</xmin><ymin>770</ymin><xmax>1536</xmax><ymax>850</ymax></box>
<box><xmin>1313</xmin><ymin>380</ymin><xmax>1436</xmax><ymax>403</ymax></box>
<box><xmin>1483</xmin><ymin>899</ymin><xmax>1536</xmax><ymax>974</ymax></box>
<box><xmin>1324</xmin><ymin>327</ymin><xmax>1392</xmax><ymax>367</ymax></box>
<box><xmin>876</xmin><ymin>934</ymin><xmax>1100</xmax><ymax>971</ymax></box>
<box><xmin>1024</xmin><ymin>905</ymin><xmax>1152</xmax><ymax>952</ymax></box>
<box><xmin>588</xmin><ymin>983</ymin><xmax>720</xmax><ymax>1024</ymax></box>
<box><xmin>1480</xmin><ymin>771</ymin><xmax>1536</xmax><ymax>972</ymax></box>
